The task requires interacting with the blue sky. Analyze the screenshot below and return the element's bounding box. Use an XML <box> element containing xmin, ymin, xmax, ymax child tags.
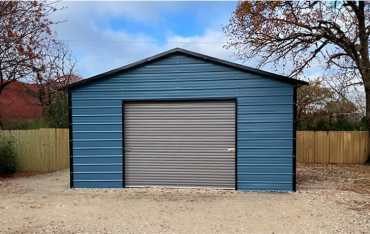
<box><xmin>52</xmin><ymin>1</ymin><xmax>243</xmax><ymax>77</ymax></box>
<box><xmin>51</xmin><ymin>1</ymin><xmax>327</xmax><ymax>81</ymax></box>
<box><xmin>49</xmin><ymin>1</ymin><xmax>364</xmax><ymax>108</ymax></box>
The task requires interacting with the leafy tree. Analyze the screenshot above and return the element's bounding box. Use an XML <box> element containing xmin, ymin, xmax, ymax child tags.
<box><xmin>44</xmin><ymin>91</ymin><xmax>68</xmax><ymax>128</ymax></box>
<box><xmin>297</xmin><ymin>80</ymin><xmax>334</xmax><ymax>121</ymax></box>
<box><xmin>42</xmin><ymin>74</ymin><xmax>79</xmax><ymax>128</ymax></box>
<box><xmin>225</xmin><ymin>1</ymin><xmax>370</xmax><ymax>160</ymax></box>
<box><xmin>296</xmin><ymin>81</ymin><xmax>364</xmax><ymax>130</ymax></box>
<box><xmin>0</xmin><ymin>1</ymin><xmax>75</xmax><ymax>128</ymax></box>
<box><xmin>1</xmin><ymin>1</ymin><xmax>53</xmax><ymax>93</ymax></box>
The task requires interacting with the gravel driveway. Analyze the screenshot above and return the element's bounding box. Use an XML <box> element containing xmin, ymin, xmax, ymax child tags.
<box><xmin>0</xmin><ymin>164</ymin><xmax>369</xmax><ymax>234</ymax></box>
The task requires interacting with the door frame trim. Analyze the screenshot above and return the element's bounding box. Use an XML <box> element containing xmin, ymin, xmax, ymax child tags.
<box><xmin>121</xmin><ymin>97</ymin><xmax>238</xmax><ymax>190</ymax></box>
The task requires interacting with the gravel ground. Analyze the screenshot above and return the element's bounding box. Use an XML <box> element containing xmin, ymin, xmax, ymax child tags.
<box><xmin>0</xmin><ymin>164</ymin><xmax>369</xmax><ymax>234</ymax></box>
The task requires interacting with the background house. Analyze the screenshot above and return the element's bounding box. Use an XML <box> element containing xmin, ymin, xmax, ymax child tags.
<box><xmin>0</xmin><ymin>75</ymin><xmax>81</xmax><ymax>129</ymax></box>
<box><xmin>0</xmin><ymin>81</ymin><xmax>43</xmax><ymax>123</ymax></box>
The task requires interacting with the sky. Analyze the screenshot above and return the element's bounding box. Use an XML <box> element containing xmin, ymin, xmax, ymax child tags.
<box><xmin>48</xmin><ymin>1</ymin><xmax>364</xmax><ymax>110</ymax></box>
<box><xmin>51</xmin><ymin>1</ymin><xmax>243</xmax><ymax>78</ymax></box>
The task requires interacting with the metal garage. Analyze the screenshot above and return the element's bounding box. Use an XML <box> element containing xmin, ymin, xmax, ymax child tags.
<box><xmin>68</xmin><ymin>48</ymin><xmax>307</xmax><ymax>191</ymax></box>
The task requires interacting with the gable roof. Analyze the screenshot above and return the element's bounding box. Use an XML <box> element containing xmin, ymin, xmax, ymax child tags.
<box><xmin>68</xmin><ymin>48</ymin><xmax>308</xmax><ymax>90</ymax></box>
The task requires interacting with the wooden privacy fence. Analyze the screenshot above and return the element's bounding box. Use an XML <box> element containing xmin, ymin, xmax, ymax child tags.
<box><xmin>297</xmin><ymin>131</ymin><xmax>368</xmax><ymax>164</ymax></box>
<box><xmin>0</xmin><ymin>129</ymin><xmax>368</xmax><ymax>172</ymax></box>
<box><xmin>0</xmin><ymin>128</ymin><xmax>69</xmax><ymax>172</ymax></box>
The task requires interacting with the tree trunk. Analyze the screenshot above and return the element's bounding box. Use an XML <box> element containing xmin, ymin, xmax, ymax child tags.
<box><xmin>365</xmin><ymin>81</ymin><xmax>370</xmax><ymax>163</ymax></box>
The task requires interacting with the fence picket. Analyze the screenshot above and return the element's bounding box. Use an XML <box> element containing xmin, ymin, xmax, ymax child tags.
<box><xmin>297</xmin><ymin>131</ymin><xmax>368</xmax><ymax>164</ymax></box>
<box><xmin>0</xmin><ymin>128</ymin><xmax>70</xmax><ymax>172</ymax></box>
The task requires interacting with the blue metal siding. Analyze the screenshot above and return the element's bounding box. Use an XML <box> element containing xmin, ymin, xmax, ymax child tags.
<box><xmin>71</xmin><ymin>54</ymin><xmax>294</xmax><ymax>191</ymax></box>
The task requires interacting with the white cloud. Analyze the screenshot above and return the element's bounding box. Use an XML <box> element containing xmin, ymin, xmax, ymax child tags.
<box><xmin>50</xmin><ymin>1</ymin><xmax>238</xmax><ymax>77</ymax></box>
<box><xmin>71</xmin><ymin>28</ymin><xmax>237</xmax><ymax>77</ymax></box>
<box><xmin>51</xmin><ymin>1</ymin><xmax>312</xmax><ymax>79</ymax></box>
<box><xmin>164</xmin><ymin>29</ymin><xmax>235</xmax><ymax>60</ymax></box>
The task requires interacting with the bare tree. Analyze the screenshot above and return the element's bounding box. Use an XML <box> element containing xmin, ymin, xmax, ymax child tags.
<box><xmin>225</xmin><ymin>1</ymin><xmax>370</xmax><ymax>160</ymax></box>
<box><xmin>34</xmin><ymin>41</ymin><xmax>76</xmax><ymax>107</ymax></box>
<box><xmin>323</xmin><ymin>73</ymin><xmax>365</xmax><ymax>115</ymax></box>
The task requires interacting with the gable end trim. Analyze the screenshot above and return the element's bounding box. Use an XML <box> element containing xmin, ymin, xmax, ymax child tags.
<box><xmin>68</xmin><ymin>48</ymin><xmax>308</xmax><ymax>90</ymax></box>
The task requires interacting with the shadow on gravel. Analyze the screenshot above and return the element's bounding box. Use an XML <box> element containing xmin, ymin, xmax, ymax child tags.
<box><xmin>297</xmin><ymin>163</ymin><xmax>370</xmax><ymax>213</ymax></box>
<box><xmin>297</xmin><ymin>163</ymin><xmax>370</xmax><ymax>194</ymax></box>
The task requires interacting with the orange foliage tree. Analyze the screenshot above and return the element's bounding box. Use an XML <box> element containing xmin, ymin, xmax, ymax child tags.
<box><xmin>0</xmin><ymin>1</ymin><xmax>74</xmax><ymax>94</ymax></box>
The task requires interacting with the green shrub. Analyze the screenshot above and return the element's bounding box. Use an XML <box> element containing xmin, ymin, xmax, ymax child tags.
<box><xmin>0</xmin><ymin>135</ymin><xmax>16</xmax><ymax>174</ymax></box>
<box><xmin>44</xmin><ymin>91</ymin><xmax>69</xmax><ymax>128</ymax></box>
<box><xmin>1</xmin><ymin>119</ymin><xmax>50</xmax><ymax>130</ymax></box>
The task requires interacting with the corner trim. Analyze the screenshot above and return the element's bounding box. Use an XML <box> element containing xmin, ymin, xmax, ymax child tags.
<box><xmin>68</xmin><ymin>89</ymin><xmax>74</xmax><ymax>188</ymax></box>
<box><xmin>292</xmin><ymin>87</ymin><xmax>297</xmax><ymax>192</ymax></box>
<box><xmin>235</xmin><ymin>99</ymin><xmax>238</xmax><ymax>190</ymax></box>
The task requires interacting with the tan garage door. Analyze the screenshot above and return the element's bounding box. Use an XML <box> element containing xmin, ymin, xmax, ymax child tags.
<box><xmin>124</xmin><ymin>101</ymin><xmax>235</xmax><ymax>188</ymax></box>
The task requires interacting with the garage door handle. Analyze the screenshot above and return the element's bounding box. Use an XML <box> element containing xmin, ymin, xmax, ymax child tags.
<box><xmin>227</xmin><ymin>148</ymin><xmax>235</xmax><ymax>152</ymax></box>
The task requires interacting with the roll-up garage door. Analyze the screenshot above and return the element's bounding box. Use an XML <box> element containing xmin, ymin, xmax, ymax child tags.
<box><xmin>124</xmin><ymin>101</ymin><xmax>235</xmax><ymax>188</ymax></box>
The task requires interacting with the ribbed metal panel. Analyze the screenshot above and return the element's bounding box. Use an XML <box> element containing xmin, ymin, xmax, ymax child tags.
<box><xmin>124</xmin><ymin>101</ymin><xmax>235</xmax><ymax>188</ymax></box>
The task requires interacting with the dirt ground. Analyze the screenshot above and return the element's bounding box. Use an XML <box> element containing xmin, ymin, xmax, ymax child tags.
<box><xmin>0</xmin><ymin>164</ymin><xmax>369</xmax><ymax>234</ymax></box>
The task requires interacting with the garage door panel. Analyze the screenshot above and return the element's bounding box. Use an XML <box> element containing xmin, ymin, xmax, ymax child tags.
<box><xmin>127</xmin><ymin>169</ymin><xmax>235</xmax><ymax>174</ymax></box>
<box><xmin>125</xmin><ymin>149</ymin><xmax>233</xmax><ymax>153</ymax></box>
<box><xmin>128</xmin><ymin>181</ymin><xmax>233</xmax><ymax>188</ymax></box>
<box><xmin>127</xmin><ymin>132</ymin><xmax>234</xmax><ymax>137</ymax></box>
<box><xmin>126</xmin><ymin>175</ymin><xmax>235</xmax><ymax>179</ymax></box>
<box><xmin>124</xmin><ymin>101</ymin><xmax>235</xmax><ymax>188</ymax></box>
<box><xmin>125</xmin><ymin>127</ymin><xmax>233</xmax><ymax>132</ymax></box>
<box><xmin>125</xmin><ymin>152</ymin><xmax>233</xmax><ymax>156</ymax></box>
<box><xmin>126</xmin><ymin>111</ymin><xmax>235</xmax><ymax>115</ymax></box>
<box><xmin>125</xmin><ymin>135</ymin><xmax>234</xmax><ymax>141</ymax></box>
<box><xmin>125</xmin><ymin>114</ymin><xmax>235</xmax><ymax>118</ymax></box>
<box><xmin>127</xmin><ymin>164</ymin><xmax>235</xmax><ymax>169</ymax></box>
<box><xmin>125</xmin><ymin>140</ymin><xmax>234</xmax><ymax>144</ymax></box>
<box><xmin>127</xmin><ymin>144</ymin><xmax>234</xmax><ymax>149</ymax></box>
<box><xmin>125</xmin><ymin>123</ymin><xmax>234</xmax><ymax>127</ymax></box>
<box><xmin>125</xmin><ymin>102</ymin><xmax>234</xmax><ymax>108</ymax></box>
